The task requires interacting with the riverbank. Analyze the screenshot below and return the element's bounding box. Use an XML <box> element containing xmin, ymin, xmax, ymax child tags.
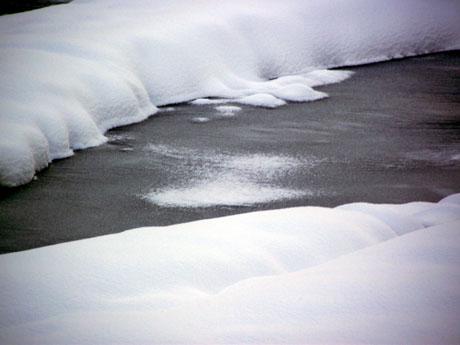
<box><xmin>0</xmin><ymin>51</ymin><xmax>459</xmax><ymax>253</ymax></box>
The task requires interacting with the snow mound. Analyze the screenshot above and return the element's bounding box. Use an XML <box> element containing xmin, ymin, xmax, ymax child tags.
<box><xmin>235</xmin><ymin>93</ymin><xmax>287</xmax><ymax>108</ymax></box>
<box><xmin>1</xmin><ymin>0</ymin><xmax>459</xmax><ymax>186</ymax></box>
<box><xmin>0</xmin><ymin>194</ymin><xmax>459</xmax><ymax>344</ymax></box>
<box><xmin>440</xmin><ymin>193</ymin><xmax>460</xmax><ymax>205</ymax></box>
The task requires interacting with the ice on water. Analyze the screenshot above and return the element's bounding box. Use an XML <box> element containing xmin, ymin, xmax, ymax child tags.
<box><xmin>143</xmin><ymin>145</ymin><xmax>315</xmax><ymax>207</ymax></box>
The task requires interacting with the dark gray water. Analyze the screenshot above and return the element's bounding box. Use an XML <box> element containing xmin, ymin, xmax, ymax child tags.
<box><xmin>0</xmin><ymin>52</ymin><xmax>459</xmax><ymax>253</ymax></box>
<box><xmin>0</xmin><ymin>1</ymin><xmax>71</xmax><ymax>16</ymax></box>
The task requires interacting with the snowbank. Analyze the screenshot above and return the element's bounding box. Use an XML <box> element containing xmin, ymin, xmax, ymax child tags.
<box><xmin>1</xmin><ymin>0</ymin><xmax>460</xmax><ymax>186</ymax></box>
<box><xmin>0</xmin><ymin>194</ymin><xmax>459</xmax><ymax>344</ymax></box>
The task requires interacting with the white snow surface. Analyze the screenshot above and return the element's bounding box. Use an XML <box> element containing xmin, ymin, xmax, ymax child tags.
<box><xmin>1</xmin><ymin>0</ymin><xmax>460</xmax><ymax>186</ymax></box>
<box><xmin>1</xmin><ymin>194</ymin><xmax>460</xmax><ymax>344</ymax></box>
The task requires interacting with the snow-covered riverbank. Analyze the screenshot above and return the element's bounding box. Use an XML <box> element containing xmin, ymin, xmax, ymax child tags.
<box><xmin>1</xmin><ymin>0</ymin><xmax>459</xmax><ymax>186</ymax></box>
<box><xmin>1</xmin><ymin>52</ymin><xmax>459</xmax><ymax>254</ymax></box>
<box><xmin>1</xmin><ymin>194</ymin><xmax>459</xmax><ymax>344</ymax></box>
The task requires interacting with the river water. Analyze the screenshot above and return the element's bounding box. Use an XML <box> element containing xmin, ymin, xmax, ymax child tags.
<box><xmin>0</xmin><ymin>52</ymin><xmax>459</xmax><ymax>253</ymax></box>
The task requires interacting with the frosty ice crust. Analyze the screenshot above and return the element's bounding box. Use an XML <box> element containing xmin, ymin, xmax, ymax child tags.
<box><xmin>1</xmin><ymin>0</ymin><xmax>460</xmax><ymax>186</ymax></box>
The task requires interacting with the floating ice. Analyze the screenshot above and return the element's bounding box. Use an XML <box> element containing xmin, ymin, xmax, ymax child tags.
<box><xmin>0</xmin><ymin>0</ymin><xmax>459</xmax><ymax>186</ymax></box>
<box><xmin>214</xmin><ymin>105</ymin><xmax>242</xmax><ymax>117</ymax></box>
<box><xmin>0</xmin><ymin>194</ymin><xmax>459</xmax><ymax>344</ymax></box>
<box><xmin>143</xmin><ymin>145</ymin><xmax>316</xmax><ymax>207</ymax></box>
<box><xmin>190</xmin><ymin>117</ymin><xmax>210</xmax><ymax>124</ymax></box>
<box><xmin>157</xmin><ymin>107</ymin><xmax>175</xmax><ymax>113</ymax></box>
<box><xmin>146</xmin><ymin>179</ymin><xmax>307</xmax><ymax>208</ymax></box>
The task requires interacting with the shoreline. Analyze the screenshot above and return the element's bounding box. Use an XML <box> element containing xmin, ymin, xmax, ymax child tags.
<box><xmin>1</xmin><ymin>51</ymin><xmax>459</xmax><ymax>254</ymax></box>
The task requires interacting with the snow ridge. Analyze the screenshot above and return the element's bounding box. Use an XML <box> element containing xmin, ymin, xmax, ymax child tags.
<box><xmin>0</xmin><ymin>194</ymin><xmax>459</xmax><ymax>344</ymax></box>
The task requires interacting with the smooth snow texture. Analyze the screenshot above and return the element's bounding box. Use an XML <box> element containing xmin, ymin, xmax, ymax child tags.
<box><xmin>0</xmin><ymin>194</ymin><xmax>460</xmax><ymax>344</ymax></box>
<box><xmin>1</xmin><ymin>0</ymin><xmax>460</xmax><ymax>186</ymax></box>
<box><xmin>235</xmin><ymin>93</ymin><xmax>287</xmax><ymax>108</ymax></box>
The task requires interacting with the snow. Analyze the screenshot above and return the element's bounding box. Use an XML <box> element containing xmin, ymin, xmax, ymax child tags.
<box><xmin>1</xmin><ymin>0</ymin><xmax>460</xmax><ymax>186</ymax></box>
<box><xmin>190</xmin><ymin>116</ymin><xmax>210</xmax><ymax>124</ymax></box>
<box><xmin>0</xmin><ymin>194</ymin><xmax>459</xmax><ymax>344</ymax></box>
<box><xmin>142</xmin><ymin>147</ymin><xmax>315</xmax><ymax>207</ymax></box>
<box><xmin>234</xmin><ymin>93</ymin><xmax>287</xmax><ymax>108</ymax></box>
<box><xmin>190</xmin><ymin>98</ymin><xmax>229</xmax><ymax>105</ymax></box>
<box><xmin>439</xmin><ymin>193</ymin><xmax>460</xmax><ymax>205</ymax></box>
<box><xmin>157</xmin><ymin>107</ymin><xmax>175</xmax><ymax>113</ymax></box>
<box><xmin>146</xmin><ymin>180</ymin><xmax>307</xmax><ymax>208</ymax></box>
<box><xmin>215</xmin><ymin>105</ymin><xmax>242</xmax><ymax>117</ymax></box>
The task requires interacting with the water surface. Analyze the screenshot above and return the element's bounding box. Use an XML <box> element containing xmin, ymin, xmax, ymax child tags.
<box><xmin>0</xmin><ymin>52</ymin><xmax>459</xmax><ymax>253</ymax></box>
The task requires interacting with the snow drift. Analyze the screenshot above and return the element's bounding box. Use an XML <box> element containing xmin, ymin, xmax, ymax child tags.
<box><xmin>0</xmin><ymin>0</ymin><xmax>460</xmax><ymax>186</ymax></box>
<box><xmin>0</xmin><ymin>194</ymin><xmax>459</xmax><ymax>344</ymax></box>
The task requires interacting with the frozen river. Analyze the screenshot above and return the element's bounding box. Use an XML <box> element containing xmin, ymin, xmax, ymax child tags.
<box><xmin>0</xmin><ymin>51</ymin><xmax>459</xmax><ymax>253</ymax></box>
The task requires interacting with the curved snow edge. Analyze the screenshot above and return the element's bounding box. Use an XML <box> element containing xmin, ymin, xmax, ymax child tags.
<box><xmin>1</xmin><ymin>0</ymin><xmax>459</xmax><ymax>186</ymax></box>
<box><xmin>0</xmin><ymin>193</ymin><xmax>459</xmax><ymax>344</ymax></box>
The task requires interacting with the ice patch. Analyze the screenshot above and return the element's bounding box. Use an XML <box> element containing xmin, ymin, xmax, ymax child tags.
<box><xmin>224</xmin><ymin>154</ymin><xmax>307</xmax><ymax>175</ymax></box>
<box><xmin>146</xmin><ymin>179</ymin><xmax>307</xmax><ymax>207</ymax></box>
<box><xmin>143</xmin><ymin>145</ymin><xmax>317</xmax><ymax>207</ymax></box>
<box><xmin>157</xmin><ymin>107</ymin><xmax>176</xmax><ymax>113</ymax></box>
<box><xmin>190</xmin><ymin>117</ymin><xmax>210</xmax><ymax>124</ymax></box>
<box><xmin>214</xmin><ymin>105</ymin><xmax>242</xmax><ymax>117</ymax></box>
<box><xmin>107</xmin><ymin>133</ymin><xmax>135</xmax><ymax>143</ymax></box>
